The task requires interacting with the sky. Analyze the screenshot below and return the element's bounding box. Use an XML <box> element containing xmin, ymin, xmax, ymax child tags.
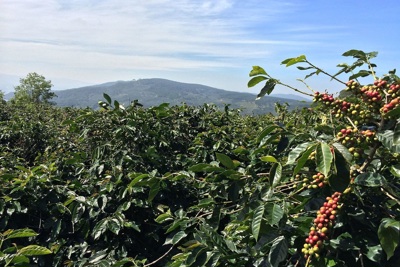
<box><xmin>1</xmin><ymin>0</ymin><xmax>400</xmax><ymax>97</ymax></box>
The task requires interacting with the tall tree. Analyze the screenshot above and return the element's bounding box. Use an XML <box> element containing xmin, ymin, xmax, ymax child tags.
<box><xmin>13</xmin><ymin>72</ymin><xmax>56</xmax><ymax>105</ymax></box>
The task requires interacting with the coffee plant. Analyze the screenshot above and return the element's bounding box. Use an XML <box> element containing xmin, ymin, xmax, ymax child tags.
<box><xmin>0</xmin><ymin>49</ymin><xmax>399</xmax><ymax>266</ymax></box>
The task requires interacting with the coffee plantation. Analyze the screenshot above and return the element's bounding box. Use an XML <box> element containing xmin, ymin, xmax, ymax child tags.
<box><xmin>0</xmin><ymin>49</ymin><xmax>399</xmax><ymax>266</ymax></box>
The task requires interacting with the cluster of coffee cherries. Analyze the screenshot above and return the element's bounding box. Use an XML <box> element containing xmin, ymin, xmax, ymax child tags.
<box><xmin>313</xmin><ymin>91</ymin><xmax>373</xmax><ymax>124</ymax></box>
<box><xmin>381</xmin><ymin>97</ymin><xmax>400</xmax><ymax>113</ymax></box>
<box><xmin>388</xmin><ymin>83</ymin><xmax>400</xmax><ymax>97</ymax></box>
<box><xmin>330</xmin><ymin>100</ymin><xmax>351</xmax><ymax>117</ymax></box>
<box><xmin>308</xmin><ymin>151</ymin><xmax>316</xmax><ymax>161</ymax></box>
<box><xmin>336</xmin><ymin>127</ymin><xmax>358</xmax><ymax>146</ymax></box>
<box><xmin>312</xmin><ymin>92</ymin><xmax>334</xmax><ymax>105</ymax></box>
<box><xmin>346</xmin><ymin>79</ymin><xmax>400</xmax><ymax>115</ymax></box>
<box><xmin>359</xmin><ymin>127</ymin><xmax>377</xmax><ymax>143</ymax></box>
<box><xmin>345</xmin><ymin>80</ymin><xmax>383</xmax><ymax>111</ymax></box>
<box><xmin>336</xmin><ymin>126</ymin><xmax>378</xmax><ymax>158</ymax></box>
<box><xmin>382</xmin><ymin>82</ymin><xmax>400</xmax><ymax>114</ymax></box>
<box><xmin>295</xmin><ymin>172</ymin><xmax>328</xmax><ymax>189</ymax></box>
<box><xmin>302</xmin><ymin>192</ymin><xmax>342</xmax><ymax>259</ymax></box>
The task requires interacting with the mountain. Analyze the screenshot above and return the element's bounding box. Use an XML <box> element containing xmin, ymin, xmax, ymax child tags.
<box><xmin>6</xmin><ymin>78</ymin><xmax>311</xmax><ymax>114</ymax></box>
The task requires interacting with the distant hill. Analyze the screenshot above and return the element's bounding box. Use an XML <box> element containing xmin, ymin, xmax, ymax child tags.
<box><xmin>5</xmin><ymin>78</ymin><xmax>311</xmax><ymax>114</ymax></box>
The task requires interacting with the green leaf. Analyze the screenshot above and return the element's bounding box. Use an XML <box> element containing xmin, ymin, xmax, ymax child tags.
<box><xmin>378</xmin><ymin>130</ymin><xmax>400</xmax><ymax>153</ymax></box>
<box><xmin>107</xmin><ymin>218</ymin><xmax>121</xmax><ymax>235</ymax></box>
<box><xmin>127</xmin><ymin>173</ymin><xmax>149</xmax><ymax>188</ymax></box>
<box><xmin>281</xmin><ymin>55</ymin><xmax>306</xmax><ymax>67</ymax></box>
<box><xmin>252</xmin><ymin>204</ymin><xmax>265</xmax><ymax>241</ymax></box>
<box><xmin>257</xmin><ymin>125</ymin><xmax>280</xmax><ymax>144</ymax></box>
<box><xmin>88</xmin><ymin>249</ymin><xmax>108</xmax><ymax>264</ymax></box>
<box><xmin>114</xmin><ymin>100</ymin><xmax>120</xmax><ymax>110</ymax></box>
<box><xmin>268</xmin><ymin>236</ymin><xmax>288</xmax><ymax>267</ymax></box>
<box><xmin>386</xmin><ymin>106</ymin><xmax>400</xmax><ymax>118</ymax></box>
<box><xmin>269</xmin><ymin>163</ymin><xmax>282</xmax><ymax>188</ymax></box>
<box><xmin>296</xmin><ymin>66</ymin><xmax>313</xmax><ymax>70</ymax></box>
<box><xmin>215</xmin><ymin>153</ymin><xmax>235</xmax><ymax>169</ymax></box>
<box><xmin>265</xmin><ymin>203</ymin><xmax>284</xmax><ymax>226</ymax></box>
<box><xmin>203</xmin><ymin>226</ymin><xmax>229</xmax><ymax>255</ymax></box>
<box><xmin>249</xmin><ymin>66</ymin><xmax>268</xmax><ymax>77</ymax></box>
<box><xmin>189</xmin><ymin>163</ymin><xmax>211</xmax><ymax>172</ymax></box>
<box><xmin>349</xmin><ymin>70</ymin><xmax>372</xmax><ymax>80</ymax></box>
<box><xmin>248</xmin><ymin>76</ymin><xmax>268</xmax><ymax>88</ymax></box>
<box><xmin>292</xmin><ymin>144</ymin><xmax>317</xmax><ymax>176</ymax></box>
<box><xmin>4</xmin><ymin>228</ymin><xmax>38</xmax><ymax>240</ymax></box>
<box><xmin>393</xmin><ymin>122</ymin><xmax>400</xmax><ymax>145</ymax></box>
<box><xmin>196</xmin><ymin>198</ymin><xmax>216</xmax><ymax>208</ymax></box>
<box><xmin>378</xmin><ymin>218</ymin><xmax>400</xmax><ymax>260</ymax></box>
<box><xmin>332</xmin><ymin>142</ymin><xmax>353</xmax><ymax>163</ymax></box>
<box><xmin>172</xmin><ymin>231</ymin><xmax>188</xmax><ymax>245</ymax></box>
<box><xmin>365</xmin><ymin>244</ymin><xmax>383</xmax><ymax>263</ymax></box>
<box><xmin>166</xmin><ymin>218</ymin><xmax>187</xmax><ymax>234</ymax></box>
<box><xmin>256</xmin><ymin>79</ymin><xmax>277</xmax><ymax>100</ymax></box>
<box><xmin>354</xmin><ymin>172</ymin><xmax>387</xmax><ymax>187</ymax></box>
<box><xmin>260</xmin><ymin>155</ymin><xmax>277</xmax><ymax>163</ymax></box>
<box><xmin>329</xmin><ymin>148</ymin><xmax>350</xmax><ymax>192</ymax></box>
<box><xmin>316</xmin><ymin>142</ymin><xmax>333</xmax><ymax>177</ymax></box>
<box><xmin>330</xmin><ymin>232</ymin><xmax>358</xmax><ymax>251</ymax></box>
<box><xmin>304</xmin><ymin>71</ymin><xmax>317</xmax><ymax>80</ymax></box>
<box><xmin>286</xmin><ymin>142</ymin><xmax>315</xmax><ymax>165</ymax></box>
<box><xmin>186</xmin><ymin>247</ymin><xmax>207</xmax><ymax>265</ymax></box>
<box><xmin>9</xmin><ymin>255</ymin><xmax>29</xmax><ymax>265</ymax></box>
<box><xmin>148</xmin><ymin>179</ymin><xmax>160</xmax><ymax>203</ymax></box>
<box><xmin>103</xmin><ymin>93</ymin><xmax>112</xmax><ymax>104</ymax></box>
<box><xmin>155</xmin><ymin>211</ymin><xmax>173</xmax><ymax>224</ymax></box>
<box><xmin>18</xmin><ymin>245</ymin><xmax>52</xmax><ymax>256</ymax></box>
<box><xmin>342</xmin><ymin>49</ymin><xmax>367</xmax><ymax>58</ymax></box>
<box><xmin>92</xmin><ymin>218</ymin><xmax>108</xmax><ymax>240</ymax></box>
<box><xmin>390</xmin><ymin>164</ymin><xmax>400</xmax><ymax>177</ymax></box>
<box><xmin>188</xmin><ymin>163</ymin><xmax>224</xmax><ymax>173</ymax></box>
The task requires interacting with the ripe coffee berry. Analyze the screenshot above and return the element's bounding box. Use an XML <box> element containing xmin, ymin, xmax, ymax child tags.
<box><xmin>302</xmin><ymin>192</ymin><xmax>342</xmax><ymax>260</ymax></box>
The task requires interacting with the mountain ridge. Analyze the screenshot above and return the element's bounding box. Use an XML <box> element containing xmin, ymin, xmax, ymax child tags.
<box><xmin>4</xmin><ymin>78</ymin><xmax>311</xmax><ymax>114</ymax></box>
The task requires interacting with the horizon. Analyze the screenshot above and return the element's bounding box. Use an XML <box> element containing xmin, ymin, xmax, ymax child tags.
<box><xmin>1</xmin><ymin>1</ymin><xmax>400</xmax><ymax>96</ymax></box>
<box><xmin>2</xmin><ymin>77</ymin><xmax>312</xmax><ymax>103</ymax></box>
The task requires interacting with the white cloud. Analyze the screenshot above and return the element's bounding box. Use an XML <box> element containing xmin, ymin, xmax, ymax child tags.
<box><xmin>1</xmin><ymin>1</ymin><xmax>302</xmax><ymax>78</ymax></box>
<box><xmin>3</xmin><ymin>0</ymin><xmax>397</xmax><ymax>94</ymax></box>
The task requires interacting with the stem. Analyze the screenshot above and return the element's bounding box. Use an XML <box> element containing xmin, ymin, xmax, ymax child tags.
<box><xmin>359</xmin><ymin>141</ymin><xmax>380</xmax><ymax>172</ymax></box>
<box><xmin>264</xmin><ymin>71</ymin><xmax>314</xmax><ymax>97</ymax></box>
<box><xmin>365</xmin><ymin>57</ymin><xmax>377</xmax><ymax>81</ymax></box>
<box><xmin>276</xmin><ymin>81</ymin><xmax>314</xmax><ymax>97</ymax></box>
<box><xmin>359</xmin><ymin>250</ymin><xmax>365</xmax><ymax>267</ymax></box>
<box><xmin>305</xmin><ymin>255</ymin><xmax>312</xmax><ymax>267</ymax></box>
<box><xmin>305</xmin><ymin>60</ymin><xmax>347</xmax><ymax>85</ymax></box>
<box><xmin>359</xmin><ymin>115</ymin><xmax>385</xmax><ymax>172</ymax></box>
<box><xmin>144</xmin><ymin>245</ymin><xmax>174</xmax><ymax>267</ymax></box>
<box><xmin>296</xmin><ymin>79</ymin><xmax>315</xmax><ymax>93</ymax></box>
<box><xmin>381</xmin><ymin>187</ymin><xmax>400</xmax><ymax>205</ymax></box>
<box><xmin>345</xmin><ymin>116</ymin><xmax>358</xmax><ymax>129</ymax></box>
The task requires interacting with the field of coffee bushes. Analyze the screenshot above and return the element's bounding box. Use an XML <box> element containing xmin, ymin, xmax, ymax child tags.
<box><xmin>0</xmin><ymin>50</ymin><xmax>399</xmax><ymax>266</ymax></box>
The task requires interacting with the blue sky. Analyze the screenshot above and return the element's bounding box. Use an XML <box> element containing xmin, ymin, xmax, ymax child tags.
<box><xmin>1</xmin><ymin>0</ymin><xmax>399</xmax><ymax>97</ymax></box>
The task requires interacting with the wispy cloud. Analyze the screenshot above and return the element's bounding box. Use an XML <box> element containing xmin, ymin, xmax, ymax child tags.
<box><xmin>1</xmin><ymin>0</ymin><xmax>399</xmax><ymax>93</ymax></box>
<box><xmin>1</xmin><ymin>0</ymin><xmax>304</xmax><ymax>62</ymax></box>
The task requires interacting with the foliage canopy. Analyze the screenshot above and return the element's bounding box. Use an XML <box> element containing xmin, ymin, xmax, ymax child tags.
<box><xmin>12</xmin><ymin>72</ymin><xmax>56</xmax><ymax>105</ymax></box>
<box><xmin>0</xmin><ymin>50</ymin><xmax>399</xmax><ymax>266</ymax></box>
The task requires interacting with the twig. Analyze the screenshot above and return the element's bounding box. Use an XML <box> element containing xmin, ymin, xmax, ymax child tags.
<box><xmin>144</xmin><ymin>245</ymin><xmax>174</xmax><ymax>267</ymax></box>
<box><xmin>345</xmin><ymin>116</ymin><xmax>358</xmax><ymax>129</ymax></box>
<box><xmin>359</xmin><ymin>250</ymin><xmax>365</xmax><ymax>267</ymax></box>
<box><xmin>277</xmin><ymin>81</ymin><xmax>314</xmax><ymax>97</ymax></box>
<box><xmin>381</xmin><ymin>187</ymin><xmax>400</xmax><ymax>206</ymax></box>
<box><xmin>359</xmin><ymin>142</ymin><xmax>380</xmax><ymax>172</ymax></box>
<box><xmin>305</xmin><ymin>60</ymin><xmax>347</xmax><ymax>85</ymax></box>
<box><xmin>296</xmin><ymin>79</ymin><xmax>315</xmax><ymax>94</ymax></box>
